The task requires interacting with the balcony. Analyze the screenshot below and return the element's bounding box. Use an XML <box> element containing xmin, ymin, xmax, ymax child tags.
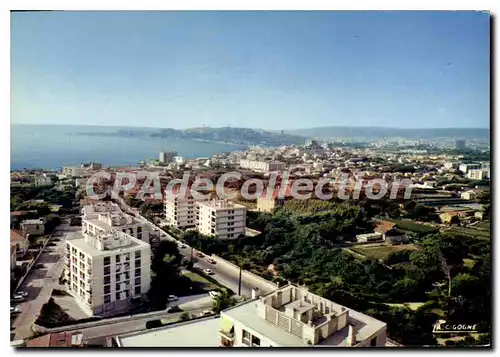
<box><xmin>218</xmin><ymin>330</ymin><xmax>235</xmax><ymax>342</ymax></box>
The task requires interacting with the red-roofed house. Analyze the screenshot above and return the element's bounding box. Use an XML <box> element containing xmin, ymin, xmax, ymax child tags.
<box><xmin>25</xmin><ymin>332</ymin><xmax>84</xmax><ymax>348</ymax></box>
<box><xmin>11</xmin><ymin>230</ymin><xmax>29</xmax><ymax>257</ymax></box>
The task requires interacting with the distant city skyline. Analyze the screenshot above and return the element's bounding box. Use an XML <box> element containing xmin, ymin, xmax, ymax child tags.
<box><xmin>11</xmin><ymin>11</ymin><xmax>490</xmax><ymax>130</ymax></box>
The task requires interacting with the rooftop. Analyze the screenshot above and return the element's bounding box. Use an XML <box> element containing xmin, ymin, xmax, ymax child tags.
<box><xmin>11</xmin><ymin>229</ymin><xmax>27</xmax><ymax>243</ymax></box>
<box><xmin>223</xmin><ymin>285</ymin><xmax>386</xmax><ymax>347</ymax></box>
<box><xmin>116</xmin><ymin>317</ymin><xmax>220</xmax><ymax>347</ymax></box>
<box><xmin>70</xmin><ymin>232</ymin><xmax>146</xmax><ymax>257</ymax></box>
<box><xmin>198</xmin><ymin>199</ymin><xmax>246</xmax><ymax>210</ymax></box>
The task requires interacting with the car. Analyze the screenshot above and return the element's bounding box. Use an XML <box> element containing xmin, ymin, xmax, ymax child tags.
<box><xmin>13</xmin><ymin>294</ymin><xmax>24</xmax><ymax>300</ymax></box>
<box><xmin>179</xmin><ymin>244</ymin><xmax>187</xmax><ymax>249</ymax></box>
<box><xmin>166</xmin><ymin>305</ymin><xmax>181</xmax><ymax>313</ymax></box>
<box><xmin>209</xmin><ymin>291</ymin><xmax>220</xmax><ymax>299</ymax></box>
<box><xmin>207</xmin><ymin>258</ymin><xmax>216</xmax><ymax>264</ymax></box>
<box><xmin>199</xmin><ymin>310</ymin><xmax>213</xmax><ymax>317</ymax></box>
<box><xmin>167</xmin><ymin>295</ymin><xmax>178</xmax><ymax>302</ymax></box>
<box><xmin>16</xmin><ymin>292</ymin><xmax>28</xmax><ymax>297</ymax></box>
<box><xmin>196</xmin><ymin>252</ymin><xmax>204</xmax><ymax>258</ymax></box>
<box><xmin>10</xmin><ymin>306</ymin><xmax>20</xmax><ymax>314</ymax></box>
<box><xmin>203</xmin><ymin>268</ymin><xmax>213</xmax><ymax>275</ymax></box>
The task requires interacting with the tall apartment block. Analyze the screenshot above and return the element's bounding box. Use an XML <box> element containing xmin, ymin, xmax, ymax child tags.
<box><xmin>65</xmin><ymin>230</ymin><xmax>151</xmax><ymax>317</ymax></box>
<box><xmin>197</xmin><ymin>200</ymin><xmax>247</xmax><ymax>239</ymax></box>
<box><xmin>82</xmin><ymin>202</ymin><xmax>149</xmax><ymax>242</ymax></box>
<box><xmin>165</xmin><ymin>191</ymin><xmax>206</xmax><ymax>229</ymax></box>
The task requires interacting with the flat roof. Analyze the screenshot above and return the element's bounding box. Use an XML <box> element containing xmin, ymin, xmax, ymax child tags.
<box><xmin>68</xmin><ymin>235</ymin><xmax>145</xmax><ymax>257</ymax></box>
<box><xmin>198</xmin><ymin>200</ymin><xmax>246</xmax><ymax>210</ymax></box>
<box><xmin>116</xmin><ymin>317</ymin><xmax>220</xmax><ymax>347</ymax></box>
<box><xmin>223</xmin><ymin>294</ymin><xmax>386</xmax><ymax>347</ymax></box>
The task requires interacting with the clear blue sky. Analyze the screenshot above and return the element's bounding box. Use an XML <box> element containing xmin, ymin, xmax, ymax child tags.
<box><xmin>11</xmin><ymin>11</ymin><xmax>490</xmax><ymax>130</ymax></box>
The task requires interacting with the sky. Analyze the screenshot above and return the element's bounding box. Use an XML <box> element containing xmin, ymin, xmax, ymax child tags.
<box><xmin>11</xmin><ymin>11</ymin><xmax>490</xmax><ymax>130</ymax></box>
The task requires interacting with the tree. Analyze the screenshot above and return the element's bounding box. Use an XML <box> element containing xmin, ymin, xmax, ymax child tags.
<box><xmin>179</xmin><ymin>312</ymin><xmax>191</xmax><ymax>321</ymax></box>
<box><xmin>212</xmin><ymin>290</ymin><xmax>237</xmax><ymax>314</ymax></box>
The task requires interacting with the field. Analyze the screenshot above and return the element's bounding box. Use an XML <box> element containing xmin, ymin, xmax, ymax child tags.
<box><xmin>384</xmin><ymin>218</ymin><xmax>438</xmax><ymax>234</ymax></box>
<box><xmin>350</xmin><ymin>243</ymin><xmax>420</xmax><ymax>261</ymax></box>
<box><xmin>443</xmin><ymin>226</ymin><xmax>490</xmax><ymax>240</ymax></box>
<box><xmin>183</xmin><ymin>272</ymin><xmax>219</xmax><ymax>292</ymax></box>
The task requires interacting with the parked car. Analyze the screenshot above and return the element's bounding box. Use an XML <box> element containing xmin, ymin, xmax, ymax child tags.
<box><xmin>199</xmin><ymin>310</ymin><xmax>213</xmax><ymax>317</ymax></box>
<box><xmin>209</xmin><ymin>291</ymin><xmax>220</xmax><ymax>299</ymax></box>
<box><xmin>167</xmin><ymin>295</ymin><xmax>178</xmax><ymax>302</ymax></box>
<box><xmin>16</xmin><ymin>292</ymin><xmax>28</xmax><ymax>297</ymax></box>
<box><xmin>166</xmin><ymin>306</ymin><xmax>181</xmax><ymax>313</ymax></box>
<box><xmin>10</xmin><ymin>306</ymin><xmax>20</xmax><ymax>314</ymax></box>
<box><xmin>179</xmin><ymin>244</ymin><xmax>187</xmax><ymax>249</ymax></box>
<box><xmin>203</xmin><ymin>269</ymin><xmax>213</xmax><ymax>275</ymax></box>
<box><xmin>207</xmin><ymin>258</ymin><xmax>216</xmax><ymax>264</ymax></box>
<box><xmin>196</xmin><ymin>252</ymin><xmax>204</xmax><ymax>258</ymax></box>
<box><xmin>12</xmin><ymin>294</ymin><xmax>24</xmax><ymax>300</ymax></box>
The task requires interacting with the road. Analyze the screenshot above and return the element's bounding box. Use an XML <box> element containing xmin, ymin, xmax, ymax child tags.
<box><xmin>139</xmin><ymin>217</ymin><xmax>275</xmax><ymax>297</ymax></box>
<box><xmin>11</xmin><ymin>221</ymin><xmax>82</xmax><ymax>341</ymax></box>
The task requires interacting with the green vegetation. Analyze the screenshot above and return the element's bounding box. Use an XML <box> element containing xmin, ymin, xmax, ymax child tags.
<box><xmin>212</xmin><ymin>289</ymin><xmax>237</xmax><ymax>314</ymax></box>
<box><xmin>183</xmin><ymin>272</ymin><xmax>219</xmax><ymax>292</ymax></box>
<box><xmin>184</xmin><ymin>200</ymin><xmax>491</xmax><ymax>345</ymax></box>
<box><xmin>385</xmin><ymin>218</ymin><xmax>438</xmax><ymax>235</ymax></box>
<box><xmin>350</xmin><ymin>244</ymin><xmax>419</xmax><ymax>261</ymax></box>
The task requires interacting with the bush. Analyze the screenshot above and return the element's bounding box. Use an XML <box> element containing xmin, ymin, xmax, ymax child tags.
<box><xmin>179</xmin><ymin>312</ymin><xmax>190</xmax><ymax>321</ymax></box>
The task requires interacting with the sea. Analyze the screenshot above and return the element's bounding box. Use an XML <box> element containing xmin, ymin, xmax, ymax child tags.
<box><xmin>11</xmin><ymin>124</ymin><xmax>246</xmax><ymax>171</ymax></box>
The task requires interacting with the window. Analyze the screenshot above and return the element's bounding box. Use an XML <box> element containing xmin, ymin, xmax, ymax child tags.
<box><xmin>134</xmin><ymin>286</ymin><xmax>141</xmax><ymax>295</ymax></box>
<box><xmin>242</xmin><ymin>330</ymin><xmax>251</xmax><ymax>346</ymax></box>
<box><xmin>116</xmin><ymin>255</ymin><xmax>121</xmax><ymax>263</ymax></box>
<box><xmin>370</xmin><ymin>337</ymin><xmax>377</xmax><ymax>347</ymax></box>
<box><xmin>135</xmin><ymin>277</ymin><xmax>141</xmax><ymax>286</ymax></box>
<box><xmin>124</xmin><ymin>253</ymin><xmax>130</xmax><ymax>261</ymax></box>
<box><xmin>135</xmin><ymin>258</ymin><xmax>141</xmax><ymax>267</ymax></box>
<box><xmin>135</xmin><ymin>251</ymin><xmax>141</xmax><ymax>259</ymax></box>
<box><xmin>135</xmin><ymin>267</ymin><xmax>141</xmax><ymax>277</ymax></box>
<box><xmin>104</xmin><ymin>285</ymin><xmax>110</xmax><ymax>294</ymax></box>
<box><xmin>252</xmin><ymin>335</ymin><xmax>261</xmax><ymax>347</ymax></box>
<box><xmin>104</xmin><ymin>257</ymin><xmax>110</xmax><ymax>266</ymax></box>
<box><xmin>104</xmin><ymin>276</ymin><xmax>110</xmax><ymax>284</ymax></box>
<box><xmin>87</xmin><ymin>258</ymin><xmax>92</xmax><ymax>265</ymax></box>
<box><xmin>116</xmin><ymin>283</ymin><xmax>121</xmax><ymax>292</ymax></box>
<box><xmin>116</xmin><ymin>274</ymin><xmax>121</xmax><ymax>282</ymax></box>
<box><xmin>104</xmin><ymin>294</ymin><xmax>111</xmax><ymax>304</ymax></box>
<box><xmin>137</xmin><ymin>226</ymin><xmax>142</xmax><ymax>233</ymax></box>
<box><xmin>116</xmin><ymin>292</ymin><xmax>121</xmax><ymax>300</ymax></box>
<box><xmin>104</xmin><ymin>266</ymin><xmax>110</xmax><ymax>275</ymax></box>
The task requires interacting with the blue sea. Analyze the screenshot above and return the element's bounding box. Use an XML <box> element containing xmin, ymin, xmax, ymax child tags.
<box><xmin>11</xmin><ymin>125</ymin><xmax>245</xmax><ymax>171</ymax></box>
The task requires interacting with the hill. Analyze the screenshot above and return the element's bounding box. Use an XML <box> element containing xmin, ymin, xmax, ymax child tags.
<box><xmin>286</xmin><ymin>126</ymin><xmax>490</xmax><ymax>141</ymax></box>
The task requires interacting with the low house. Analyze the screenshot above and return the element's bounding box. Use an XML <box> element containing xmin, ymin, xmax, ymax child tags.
<box><xmin>21</xmin><ymin>218</ymin><xmax>45</xmax><ymax>236</ymax></box>
<box><xmin>10</xmin><ymin>210</ymin><xmax>37</xmax><ymax>228</ymax></box>
<box><xmin>355</xmin><ymin>232</ymin><xmax>384</xmax><ymax>243</ymax></box>
<box><xmin>384</xmin><ymin>229</ymin><xmax>408</xmax><ymax>245</ymax></box>
<box><xmin>25</xmin><ymin>332</ymin><xmax>85</xmax><ymax>347</ymax></box>
<box><xmin>256</xmin><ymin>184</ymin><xmax>294</xmax><ymax>213</ymax></box>
<box><xmin>11</xmin><ymin>230</ymin><xmax>29</xmax><ymax>257</ymax></box>
<box><xmin>374</xmin><ymin>221</ymin><xmax>396</xmax><ymax>240</ymax></box>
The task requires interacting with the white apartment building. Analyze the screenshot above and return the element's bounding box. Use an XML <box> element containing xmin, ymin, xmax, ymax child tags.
<box><xmin>239</xmin><ymin>159</ymin><xmax>286</xmax><ymax>172</ymax></box>
<box><xmin>34</xmin><ymin>173</ymin><xmax>53</xmax><ymax>186</ymax></box>
<box><xmin>159</xmin><ymin>151</ymin><xmax>177</xmax><ymax>164</ymax></box>
<box><xmin>115</xmin><ymin>284</ymin><xmax>387</xmax><ymax>347</ymax></box>
<box><xmin>219</xmin><ymin>285</ymin><xmax>387</xmax><ymax>347</ymax></box>
<box><xmin>197</xmin><ymin>200</ymin><xmax>247</xmax><ymax>239</ymax></box>
<box><xmin>165</xmin><ymin>192</ymin><xmax>209</xmax><ymax>229</ymax></box>
<box><xmin>82</xmin><ymin>202</ymin><xmax>149</xmax><ymax>242</ymax></box>
<box><xmin>65</xmin><ymin>230</ymin><xmax>151</xmax><ymax>317</ymax></box>
<box><xmin>61</xmin><ymin>166</ymin><xmax>86</xmax><ymax>177</ymax></box>
<box><xmin>458</xmin><ymin>163</ymin><xmax>481</xmax><ymax>174</ymax></box>
<box><xmin>467</xmin><ymin>169</ymin><xmax>490</xmax><ymax>180</ymax></box>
